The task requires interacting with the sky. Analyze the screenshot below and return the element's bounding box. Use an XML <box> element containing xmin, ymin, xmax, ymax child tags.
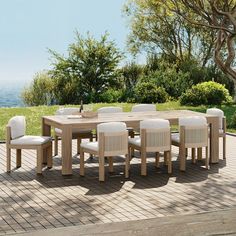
<box><xmin>0</xmin><ymin>0</ymin><xmax>139</xmax><ymax>88</ymax></box>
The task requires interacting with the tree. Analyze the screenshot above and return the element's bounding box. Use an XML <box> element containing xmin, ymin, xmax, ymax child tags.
<box><xmin>50</xmin><ymin>32</ymin><xmax>123</xmax><ymax>104</ymax></box>
<box><xmin>163</xmin><ymin>0</ymin><xmax>236</xmax><ymax>82</ymax></box>
<box><xmin>123</xmin><ymin>0</ymin><xmax>215</xmax><ymax>66</ymax></box>
<box><xmin>21</xmin><ymin>71</ymin><xmax>55</xmax><ymax>106</ymax></box>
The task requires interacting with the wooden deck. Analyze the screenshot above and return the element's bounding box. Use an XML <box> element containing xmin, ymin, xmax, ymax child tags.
<box><xmin>0</xmin><ymin>136</ymin><xmax>236</xmax><ymax>235</ymax></box>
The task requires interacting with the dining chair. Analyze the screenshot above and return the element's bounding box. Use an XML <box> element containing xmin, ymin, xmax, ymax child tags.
<box><xmin>54</xmin><ymin>107</ymin><xmax>93</xmax><ymax>156</ymax></box>
<box><xmin>80</xmin><ymin>122</ymin><xmax>129</xmax><ymax>181</ymax></box>
<box><xmin>131</xmin><ymin>104</ymin><xmax>156</xmax><ymax>112</ymax></box>
<box><xmin>6</xmin><ymin>116</ymin><xmax>52</xmax><ymax>174</ymax></box>
<box><xmin>128</xmin><ymin>119</ymin><xmax>172</xmax><ymax>176</ymax></box>
<box><xmin>206</xmin><ymin>108</ymin><xmax>226</xmax><ymax>159</ymax></box>
<box><xmin>171</xmin><ymin>116</ymin><xmax>209</xmax><ymax>171</ymax></box>
<box><xmin>97</xmin><ymin>106</ymin><xmax>123</xmax><ymax>113</ymax></box>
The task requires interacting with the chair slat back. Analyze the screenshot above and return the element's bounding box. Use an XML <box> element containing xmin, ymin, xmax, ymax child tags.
<box><xmin>141</xmin><ymin>128</ymin><xmax>171</xmax><ymax>152</ymax></box>
<box><xmin>181</xmin><ymin>125</ymin><xmax>208</xmax><ymax>148</ymax></box>
<box><xmin>97</xmin><ymin>107</ymin><xmax>123</xmax><ymax>113</ymax></box>
<box><xmin>56</xmin><ymin>107</ymin><xmax>80</xmax><ymax>115</ymax></box>
<box><xmin>131</xmin><ymin>104</ymin><xmax>156</xmax><ymax>112</ymax></box>
<box><xmin>98</xmin><ymin>122</ymin><xmax>128</xmax><ymax>156</ymax></box>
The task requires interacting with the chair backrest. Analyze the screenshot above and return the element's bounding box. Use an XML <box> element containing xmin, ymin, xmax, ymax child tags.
<box><xmin>140</xmin><ymin>119</ymin><xmax>170</xmax><ymax>152</ymax></box>
<box><xmin>131</xmin><ymin>104</ymin><xmax>156</xmax><ymax>112</ymax></box>
<box><xmin>55</xmin><ymin>107</ymin><xmax>80</xmax><ymax>115</ymax></box>
<box><xmin>8</xmin><ymin>116</ymin><xmax>26</xmax><ymax>140</ymax></box>
<box><xmin>179</xmin><ymin>116</ymin><xmax>208</xmax><ymax>148</ymax></box>
<box><xmin>206</xmin><ymin>108</ymin><xmax>224</xmax><ymax>130</ymax></box>
<box><xmin>97</xmin><ymin>107</ymin><xmax>123</xmax><ymax>113</ymax></box>
<box><xmin>97</xmin><ymin>122</ymin><xmax>128</xmax><ymax>156</ymax></box>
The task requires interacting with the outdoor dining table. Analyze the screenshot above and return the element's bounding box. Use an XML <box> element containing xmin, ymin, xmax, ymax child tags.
<box><xmin>42</xmin><ymin>110</ymin><xmax>220</xmax><ymax>175</ymax></box>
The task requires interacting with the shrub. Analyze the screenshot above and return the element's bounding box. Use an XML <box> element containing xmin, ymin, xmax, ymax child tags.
<box><xmin>21</xmin><ymin>71</ymin><xmax>55</xmax><ymax>106</ymax></box>
<box><xmin>138</xmin><ymin>69</ymin><xmax>190</xmax><ymax>99</ymax></box>
<box><xmin>230</xmin><ymin>112</ymin><xmax>236</xmax><ymax>129</ymax></box>
<box><xmin>99</xmin><ymin>89</ymin><xmax>123</xmax><ymax>103</ymax></box>
<box><xmin>134</xmin><ymin>81</ymin><xmax>168</xmax><ymax>103</ymax></box>
<box><xmin>180</xmin><ymin>81</ymin><xmax>233</xmax><ymax>106</ymax></box>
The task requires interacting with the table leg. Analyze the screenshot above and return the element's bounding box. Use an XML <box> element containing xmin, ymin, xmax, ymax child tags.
<box><xmin>62</xmin><ymin>126</ymin><xmax>72</xmax><ymax>175</ymax></box>
<box><xmin>210</xmin><ymin>117</ymin><xmax>219</xmax><ymax>163</ymax></box>
<box><xmin>42</xmin><ymin>118</ymin><xmax>51</xmax><ymax>164</ymax></box>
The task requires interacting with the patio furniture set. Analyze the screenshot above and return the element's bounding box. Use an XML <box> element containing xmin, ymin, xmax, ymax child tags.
<box><xmin>5</xmin><ymin>105</ymin><xmax>226</xmax><ymax>181</ymax></box>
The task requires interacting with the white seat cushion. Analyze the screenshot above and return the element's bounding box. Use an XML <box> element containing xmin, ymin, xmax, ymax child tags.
<box><xmin>80</xmin><ymin>142</ymin><xmax>98</xmax><ymax>152</ymax></box>
<box><xmin>128</xmin><ymin>137</ymin><xmax>141</xmax><ymax>147</ymax></box>
<box><xmin>55</xmin><ymin>128</ymin><xmax>92</xmax><ymax>135</ymax></box>
<box><xmin>171</xmin><ymin>133</ymin><xmax>180</xmax><ymax>143</ymax></box>
<box><xmin>11</xmin><ymin>135</ymin><xmax>51</xmax><ymax>145</ymax></box>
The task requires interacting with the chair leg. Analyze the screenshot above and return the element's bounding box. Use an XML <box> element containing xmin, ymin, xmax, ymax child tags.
<box><xmin>141</xmin><ymin>151</ymin><xmax>147</xmax><ymax>176</ymax></box>
<box><xmin>80</xmin><ymin>148</ymin><xmax>85</xmax><ymax>176</ymax></box>
<box><xmin>164</xmin><ymin>152</ymin><xmax>168</xmax><ymax>166</ymax></box>
<box><xmin>99</xmin><ymin>156</ymin><xmax>105</xmax><ymax>182</ymax></box>
<box><xmin>191</xmin><ymin>148</ymin><xmax>196</xmax><ymax>164</ymax></box>
<box><xmin>47</xmin><ymin>143</ymin><xmax>53</xmax><ymax>168</ymax></box>
<box><xmin>89</xmin><ymin>136</ymin><xmax>93</xmax><ymax>159</ymax></box>
<box><xmin>54</xmin><ymin>135</ymin><xmax>58</xmax><ymax>156</ymax></box>
<box><xmin>125</xmin><ymin>154</ymin><xmax>129</xmax><ymax>178</ymax></box>
<box><xmin>168</xmin><ymin>151</ymin><xmax>172</xmax><ymax>174</ymax></box>
<box><xmin>185</xmin><ymin>148</ymin><xmax>188</xmax><ymax>157</ymax></box>
<box><xmin>197</xmin><ymin>148</ymin><xmax>202</xmax><ymax>161</ymax></box>
<box><xmin>108</xmin><ymin>157</ymin><xmax>113</xmax><ymax>173</ymax></box>
<box><xmin>6</xmin><ymin>147</ymin><xmax>11</xmax><ymax>172</ymax></box>
<box><xmin>77</xmin><ymin>138</ymin><xmax>81</xmax><ymax>154</ymax></box>
<box><xmin>223</xmin><ymin>136</ymin><xmax>226</xmax><ymax>159</ymax></box>
<box><xmin>205</xmin><ymin>146</ymin><xmax>209</xmax><ymax>169</ymax></box>
<box><xmin>16</xmin><ymin>149</ymin><xmax>22</xmax><ymax>168</ymax></box>
<box><xmin>37</xmin><ymin>147</ymin><xmax>43</xmax><ymax>174</ymax></box>
<box><xmin>155</xmin><ymin>152</ymin><xmax>160</xmax><ymax>168</ymax></box>
<box><xmin>179</xmin><ymin>145</ymin><xmax>186</xmax><ymax>171</ymax></box>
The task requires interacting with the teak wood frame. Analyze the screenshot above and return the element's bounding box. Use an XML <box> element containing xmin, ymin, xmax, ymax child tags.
<box><xmin>79</xmin><ymin>131</ymin><xmax>129</xmax><ymax>181</ymax></box>
<box><xmin>6</xmin><ymin>126</ymin><xmax>52</xmax><ymax>174</ymax></box>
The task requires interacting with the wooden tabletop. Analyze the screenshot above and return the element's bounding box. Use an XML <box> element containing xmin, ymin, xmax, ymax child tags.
<box><xmin>43</xmin><ymin>110</ymin><xmax>216</xmax><ymax>129</ymax></box>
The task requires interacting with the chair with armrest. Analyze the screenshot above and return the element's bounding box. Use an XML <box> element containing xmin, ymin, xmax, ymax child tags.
<box><xmin>6</xmin><ymin>116</ymin><xmax>52</xmax><ymax>174</ymax></box>
<box><xmin>129</xmin><ymin>119</ymin><xmax>172</xmax><ymax>176</ymax></box>
<box><xmin>206</xmin><ymin>108</ymin><xmax>226</xmax><ymax>159</ymax></box>
<box><xmin>171</xmin><ymin>116</ymin><xmax>209</xmax><ymax>171</ymax></box>
<box><xmin>80</xmin><ymin>122</ymin><xmax>129</xmax><ymax>181</ymax></box>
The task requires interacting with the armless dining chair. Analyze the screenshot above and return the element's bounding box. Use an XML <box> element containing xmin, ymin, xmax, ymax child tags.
<box><xmin>54</xmin><ymin>107</ymin><xmax>93</xmax><ymax>156</ymax></box>
<box><xmin>6</xmin><ymin>116</ymin><xmax>52</xmax><ymax>174</ymax></box>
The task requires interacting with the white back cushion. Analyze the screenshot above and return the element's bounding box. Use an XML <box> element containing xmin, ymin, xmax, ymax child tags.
<box><xmin>8</xmin><ymin>116</ymin><xmax>26</xmax><ymax>139</ymax></box>
<box><xmin>140</xmin><ymin>119</ymin><xmax>170</xmax><ymax>129</ymax></box>
<box><xmin>97</xmin><ymin>107</ymin><xmax>123</xmax><ymax>113</ymax></box>
<box><xmin>206</xmin><ymin>108</ymin><xmax>224</xmax><ymax>129</ymax></box>
<box><xmin>97</xmin><ymin>122</ymin><xmax>127</xmax><ymax>133</ymax></box>
<box><xmin>179</xmin><ymin>116</ymin><xmax>207</xmax><ymax>127</ymax></box>
<box><xmin>56</xmin><ymin>107</ymin><xmax>80</xmax><ymax>115</ymax></box>
<box><xmin>131</xmin><ymin>104</ymin><xmax>156</xmax><ymax>112</ymax></box>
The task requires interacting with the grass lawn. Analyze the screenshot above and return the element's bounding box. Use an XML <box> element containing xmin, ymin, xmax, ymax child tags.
<box><xmin>0</xmin><ymin>101</ymin><xmax>235</xmax><ymax>140</ymax></box>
